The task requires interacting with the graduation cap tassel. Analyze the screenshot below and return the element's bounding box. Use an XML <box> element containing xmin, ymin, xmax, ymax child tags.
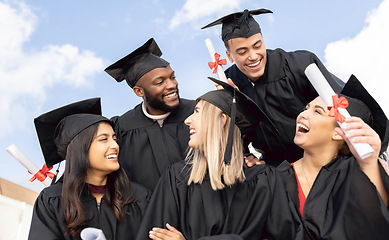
<box><xmin>50</xmin><ymin>162</ymin><xmax>61</xmax><ymax>185</ymax></box>
<box><xmin>223</xmin><ymin>89</ymin><xmax>237</xmax><ymax>165</ymax></box>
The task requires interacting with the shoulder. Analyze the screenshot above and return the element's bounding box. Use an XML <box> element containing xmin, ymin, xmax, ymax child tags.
<box><xmin>266</xmin><ymin>48</ymin><xmax>322</xmax><ymax>80</ymax></box>
<box><xmin>178</xmin><ymin>98</ymin><xmax>196</xmax><ymax>114</ymax></box>
<box><xmin>167</xmin><ymin>98</ymin><xmax>196</xmax><ymax>121</ymax></box>
<box><xmin>225</xmin><ymin>65</ymin><xmax>253</xmax><ymax>87</ymax></box>
<box><xmin>150</xmin><ymin>160</ymin><xmax>189</xmax><ymax>197</ymax></box>
<box><xmin>168</xmin><ymin>160</ymin><xmax>188</xmax><ymax>174</ymax></box>
<box><xmin>180</xmin><ymin>98</ymin><xmax>196</xmax><ymax>106</ymax></box>
<box><xmin>34</xmin><ymin>182</ymin><xmax>63</xmax><ymax>208</ymax></box>
<box><xmin>112</xmin><ymin>103</ymin><xmax>143</xmax><ymax>121</ymax></box>
<box><xmin>275</xmin><ymin>161</ymin><xmax>296</xmax><ymax>184</ymax></box>
<box><xmin>163</xmin><ymin>160</ymin><xmax>189</xmax><ymax>183</ymax></box>
<box><xmin>243</xmin><ymin>164</ymin><xmax>269</xmax><ymax>180</ymax></box>
<box><xmin>267</xmin><ymin>48</ymin><xmax>317</xmax><ymax>62</ymax></box>
<box><xmin>111</xmin><ymin>103</ymin><xmax>154</xmax><ymax>131</ymax></box>
<box><xmin>39</xmin><ymin>181</ymin><xmax>63</xmax><ymax>198</ymax></box>
<box><xmin>225</xmin><ymin>64</ymin><xmax>243</xmax><ymax>78</ymax></box>
<box><xmin>241</xmin><ymin>165</ymin><xmax>283</xmax><ymax>190</ymax></box>
<box><xmin>130</xmin><ymin>181</ymin><xmax>152</xmax><ymax>202</ymax></box>
<box><xmin>276</xmin><ymin>160</ymin><xmax>294</xmax><ymax>173</ymax></box>
<box><xmin>225</xmin><ymin>64</ymin><xmax>238</xmax><ymax>74</ymax></box>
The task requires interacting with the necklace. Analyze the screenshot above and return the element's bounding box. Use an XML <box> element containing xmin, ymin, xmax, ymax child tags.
<box><xmin>301</xmin><ymin>161</ymin><xmax>313</xmax><ymax>191</ymax></box>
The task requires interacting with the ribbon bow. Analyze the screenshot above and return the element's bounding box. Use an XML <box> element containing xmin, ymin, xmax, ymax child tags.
<box><xmin>208</xmin><ymin>53</ymin><xmax>227</xmax><ymax>74</ymax></box>
<box><xmin>328</xmin><ymin>94</ymin><xmax>349</xmax><ymax>123</ymax></box>
<box><xmin>29</xmin><ymin>164</ymin><xmax>55</xmax><ymax>183</ymax></box>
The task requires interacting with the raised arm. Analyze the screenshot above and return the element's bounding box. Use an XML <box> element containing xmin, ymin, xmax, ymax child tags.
<box><xmin>336</xmin><ymin>116</ymin><xmax>388</xmax><ymax>205</ymax></box>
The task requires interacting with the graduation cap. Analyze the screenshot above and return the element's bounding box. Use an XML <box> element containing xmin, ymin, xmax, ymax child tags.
<box><xmin>34</xmin><ymin>98</ymin><xmax>110</xmax><ymax>168</ymax></box>
<box><xmin>197</xmin><ymin>77</ymin><xmax>277</xmax><ymax>164</ymax></box>
<box><xmin>104</xmin><ymin>38</ymin><xmax>170</xmax><ymax>88</ymax></box>
<box><xmin>201</xmin><ymin>9</ymin><xmax>273</xmax><ymax>42</ymax></box>
<box><xmin>340</xmin><ymin>75</ymin><xmax>389</xmax><ymax>154</ymax></box>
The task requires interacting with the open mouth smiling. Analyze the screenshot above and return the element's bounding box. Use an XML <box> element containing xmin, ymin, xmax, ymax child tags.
<box><xmin>247</xmin><ymin>60</ymin><xmax>261</xmax><ymax>67</ymax></box>
<box><xmin>297</xmin><ymin>123</ymin><xmax>310</xmax><ymax>133</ymax></box>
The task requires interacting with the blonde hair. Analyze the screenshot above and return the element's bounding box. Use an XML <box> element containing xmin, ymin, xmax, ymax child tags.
<box><xmin>186</xmin><ymin>101</ymin><xmax>245</xmax><ymax>190</ymax></box>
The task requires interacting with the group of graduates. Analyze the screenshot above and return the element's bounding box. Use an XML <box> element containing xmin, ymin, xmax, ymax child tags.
<box><xmin>27</xmin><ymin>8</ymin><xmax>389</xmax><ymax>240</ymax></box>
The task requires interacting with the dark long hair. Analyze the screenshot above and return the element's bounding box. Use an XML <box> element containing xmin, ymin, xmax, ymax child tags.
<box><xmin>61</xmin><ymin>121</ymin><xmax>133</xmax><ymax>236</ymax></box>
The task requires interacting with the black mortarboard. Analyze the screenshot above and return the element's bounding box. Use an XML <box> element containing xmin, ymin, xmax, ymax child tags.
<box><xmin>34</xmin><ymin>98</ymin><xmax>110</xmax><ymax>168</ymax></box>
<box><xmin>198</xmin><ymin>77</ymin><xmax>277</xmax><ymax>164</ymax></box>
<box><xmin>201</xmin><ymin>9</ymin><xmax>272</xmax><ymax>42</ymax></box>
<box><xmin>104</xmin><ymin>38</ymin><xmax>170</xmax><ymax>88</ymax></box>
<box><xmin>340</xmin><ymin>75</ymin><xmax>389</xmax><ymax>154</ymax></box>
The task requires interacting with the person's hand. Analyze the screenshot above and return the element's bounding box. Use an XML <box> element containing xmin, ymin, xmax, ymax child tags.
<box><xmin>215</xmin><ymin>78</ymin><xmax>240</xmax><ymax>90</ymax></box>
<box><xmin>244</xmin><ymin>154</ymin><xmax>265</xmax><ymax>167</ymax></box>
<box><xmin>335</xmin><ymin>116</ymin><xmax>381</xmax><ymax>167</ymax></box>
<box><xmin>149</xmin><ymin>223</ymin><xmax>185</xmax><ymax>240</ymax></box>
<box><xmin>336</xmin><ymin>116</ymin><xmax>388</xmax><ymax>204</ymax></box>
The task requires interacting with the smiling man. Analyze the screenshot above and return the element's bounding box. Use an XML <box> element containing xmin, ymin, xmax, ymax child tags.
<box><xmin>202</xmin><ymin>9</ymin><xmax>345</xmax><ymax>165</ymax></box>
<box><xmin>105</xmin><ymin>38</ymin><xmax>195</xmax><ymax>191</ymax></box>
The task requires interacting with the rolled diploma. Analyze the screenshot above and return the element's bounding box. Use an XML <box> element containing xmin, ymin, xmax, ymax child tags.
<box><xmin>205</xmin><ymin>38</ymin><xmax>228</xmax><ymax>82</ymax></box>
<box><xmin>80</xmin><ymin>228</ymin><xmax>107</xmax><ymax>240</ymax></box>
<box><xmin>6</xmin><ymin>144</ymin><xmax>50</xmax><ymax>186</ymax></box>
<box><xmin>304</xmin><ymin>63</ymin><xmax>374</xmax><ymax>159</ymax></box>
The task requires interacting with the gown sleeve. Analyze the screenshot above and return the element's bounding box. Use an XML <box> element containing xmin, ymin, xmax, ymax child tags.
<box><xmin>197</xmin><ymin>235</ymin><xmax>243</xmax><ymax>240</ymax></box>
<box><xmin>28</xmin><ymin>189</ymin><xmax>64</xmax><ymax>240</ymax></box>
<box><xmin>135</xmin><ymin>164</ymin><xmax>181</xmax><ymax>240</ymax></box>
<box><xmin>280</xmin><ymin>49</ymin><xmax>344</xmax><ymax>94</ymax></box>
<box><xmin>112</xmin><ymin>182</ymin><xmax>152</xmax><ymax>240</ymax></box>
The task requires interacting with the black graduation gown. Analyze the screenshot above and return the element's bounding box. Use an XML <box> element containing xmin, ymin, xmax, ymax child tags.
<box><xmin>198</xmin><ymin>235</ymin><xmax>243</xmax><ymax>240</ymax></box>
<box><xmin>136</xmin><ymin>160</ymin><xmax>296</xmax><ymax>240</ymax></box>
<box><xmin>111</xmin><ymin>98</ymin><xmax>196</xmax><ymax>191</ymax></box>
<box><xmin>28</xmin><ymin>181</ymin><xmax>151</xmax><ymax>240</ymax></box>
<box><xmin>277</xmin><ymin>157</ymin><xmax>389</xmax><ymax>240</ymax></box>
<box><xmin>225</xmin><ymin>49</ymin><xmax>345</xmax><ymax>165</ymax></box>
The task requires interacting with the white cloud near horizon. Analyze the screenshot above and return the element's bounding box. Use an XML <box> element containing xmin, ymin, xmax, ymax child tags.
<box><xmin>324</xmin><ymin>0</ymin><xmax>389</xmax><ymax>116</ymax></box>
<box><xmin>0</xmin><ymin>1</ymin><xmax>105</xmax><ymax>136</ymax></box>
<box><xmin>169</xmin><ymin>0</ymin><xmax>245</xmax><ymax>30</ymax></box>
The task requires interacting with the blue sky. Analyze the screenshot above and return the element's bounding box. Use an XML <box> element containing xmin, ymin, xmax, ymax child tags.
<box><xmin>1</xmin><ymin>0</ymin><xmax>388</xmax><ymax>192</ymax></box>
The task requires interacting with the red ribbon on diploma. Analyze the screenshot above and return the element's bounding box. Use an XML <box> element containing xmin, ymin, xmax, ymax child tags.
<box><xmin>29</xmin><ymin>164</ymin><xmax>55</xmax><ymax>183</ymax></box>
<box><xmin>208</xmin><ymin>53</ymin><xmax>227</xmax><ymax>74</ymax></box>
<box><xmin>328</xmin><ymin>94</ymin><xmax>349</xmax><ymax>123</ymax></box>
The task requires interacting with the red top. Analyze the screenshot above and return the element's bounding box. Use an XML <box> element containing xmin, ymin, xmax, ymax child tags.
<box><xmin>291</xmin><ymin>162</ymin><xmax>306</xmax><ymax>216</ymax></box>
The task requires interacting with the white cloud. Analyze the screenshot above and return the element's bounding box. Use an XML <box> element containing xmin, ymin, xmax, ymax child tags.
<box><xmin>169</xmin><ymin>0</ymin><xmax>245</xmax><ymax>30</ymax></box>
<box><xmin>0</xmin><ymin>1</ymin><xmax>105</xmax><ymax>136</ymax></box>
<box><xmin>0</xmin><ymin>1</ymin><xmax>36</xmax><ymax>55</ymax></box>
<box><xmin>324</xmin><ymin>0</ymin><xmax>389</xmax><ymax>116</ymax></box>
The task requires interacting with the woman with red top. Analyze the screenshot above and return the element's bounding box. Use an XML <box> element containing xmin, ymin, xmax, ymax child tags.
<box><xmin>277</xmin><ymin>75</ymin><xmax>389</xmax><ymax>239</ymax></box>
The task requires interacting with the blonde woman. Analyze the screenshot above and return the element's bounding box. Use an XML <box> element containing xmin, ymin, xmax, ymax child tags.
<box><xmin>136</xmin><ymin>79</ymin><xmax>295</xmax><ymax>240</ymax></box>
<box><xmin>277</xmin><ymin>76</ymin><xmax>389</xmax><ymax>239</ymax></box>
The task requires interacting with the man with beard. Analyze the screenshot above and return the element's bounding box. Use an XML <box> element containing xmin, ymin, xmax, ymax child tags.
<box><xmin>105</xmin><ymin>38</ymin><xmax>196</xmax><ymax>191</ymax></box>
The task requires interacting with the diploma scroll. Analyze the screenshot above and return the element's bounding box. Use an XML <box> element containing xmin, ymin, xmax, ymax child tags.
<box><xmin>6</xmin><ymin>144</ymin><xmax>51</xmax><ymax>186</ymax></box>
<box><xmin>304</xmin><ymin>63</ymin><xmax>374</xmax><ymax>159</ymax></box>
<box><xmin>205</xmin><ymin>38</ymin><xmax>228</xmax><ymax>82</ymax></box>
<box><xmin>80</xmin><ymin>228</ymin><xmax>107</xmax><ymax>240</ymax></box>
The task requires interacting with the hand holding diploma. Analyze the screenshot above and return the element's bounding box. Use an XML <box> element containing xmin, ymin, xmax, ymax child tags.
<box><xmin>6</xmin><ymin>144</ymin><xmax>54</xmax><ymax>186</ymax></box>
<box><xmin>304</xmin><ymin>63</ymin><xmax>374</xmax><ymax>159</ymax></box>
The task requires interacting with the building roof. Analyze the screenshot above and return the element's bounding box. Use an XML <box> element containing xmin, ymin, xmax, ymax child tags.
<box><xmin>0</xmin><ymin>178</ymin><xmax>38</xmax><ymax>205</ymax></box>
